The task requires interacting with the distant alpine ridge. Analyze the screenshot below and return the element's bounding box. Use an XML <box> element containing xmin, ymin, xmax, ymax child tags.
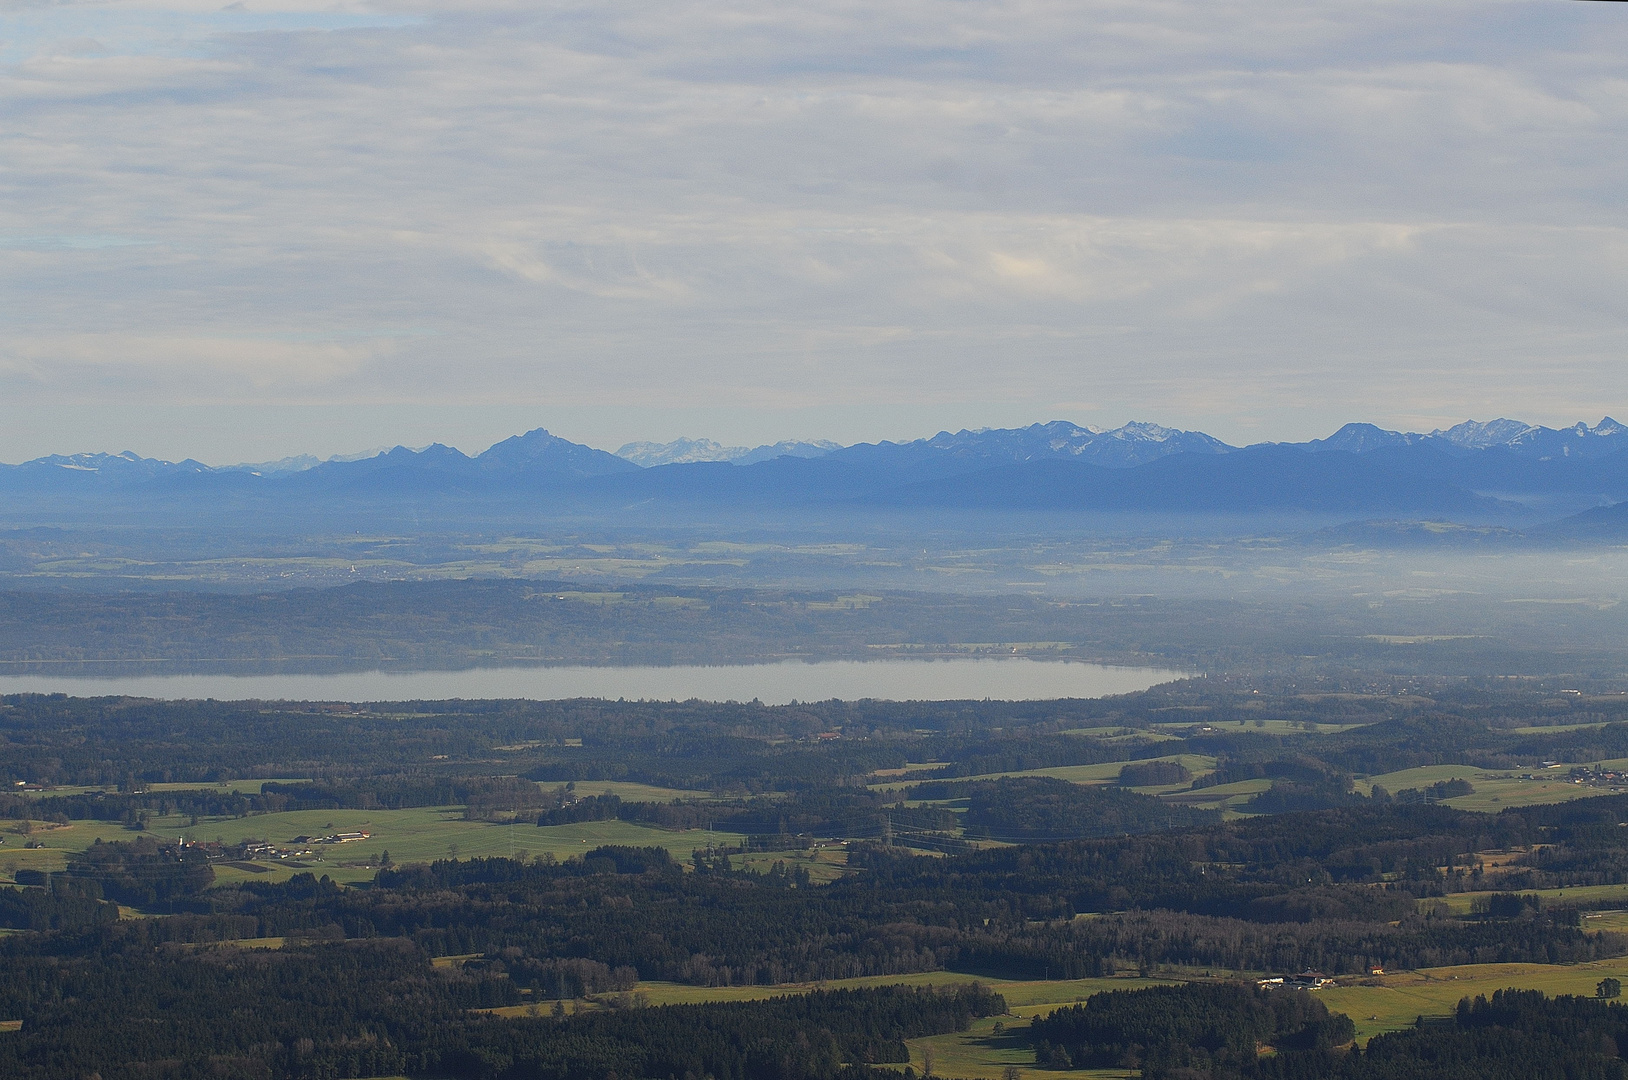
<box><xmin>6</xmin><ymin>417</ymin><xmax>1628</xmax><ymax>532</ymax></box>
<box><xmin>620</xmin><ymin>417</ymin><xmax>1628</xmax><ymax>470</ymax></box>
<box><xmin>1310</xmin><ymin>418</ymin><xmax>1628</xmax><ymax>458</ymax></box>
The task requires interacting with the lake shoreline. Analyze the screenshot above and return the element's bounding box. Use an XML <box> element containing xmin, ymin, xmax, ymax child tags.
<box><xmin>0</xmin><ymin>657</ymin><xmax>1192</xmax><ymax>704</ymax></box>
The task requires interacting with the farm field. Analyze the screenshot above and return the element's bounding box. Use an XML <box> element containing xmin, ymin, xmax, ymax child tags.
<box><xmin>12</xmin><ymin>668</ymin><xmax>1628</xmax><ymax>1077</ymax></box>
<box><xmin>624</xmin><ymin>970</ymin><xmax>1164</xmax><ymax>1008</ymax></box>
<box><xmin>1149</xmin><ymin>718</ymin><xmax>1366</xmax><ymax>735</ymax></box>
<box><xmin>872</xmin><ymin>754</ymin><xmax>1217</xmax><ymax>792</ymax></box>
<box><xmin>1162</xmin><ymin>777</ymin><xmax>1273</xmax><ymax>811</ymax></box>
<box><xmin>1508</xmin><ymin>722</ymin><xmax>1611</xmax><ymax>735</ymax></box>
<box><xmin>870</xmin><ymin>738</ymin><xmax>1628</xmax><ymax>821</ymax></box>
<box><xmin>907</xmin><ymin>1014</ymin><xmax>1110</xmax><ymax>1080</ymax></box>
<box><xmin>0</xmin><ymin>819</ymin><xmax>154</xmax><ymax>879</ymax></box>
<box><xmin>1360</xmin><ymin>763</ymin><xmax>1619</xmax><ymax>812</ymax></box>
<box><xmin>1431</xmin><ymin>882</ymin><xmax>1628</xmax><ymax>915</ymax></box>
<box><xmin>730</xmin><ymin>845</ymin><xmax>850</xmax><ymax>882</ymax></box>
<box><xmin>614</xmin><ymin>958</ymin><xmax>1628</xmax><ymax>1077</ymax></box>
<box><xmin>1320</xmin><ymin>957</ymin><xmax>1628</xmax><ymax>1045</ymax></box>
<box><xmin>12</xmin><ymin>736</ymin><xmax>1628</xmax><ymax>894</ymax></box>
<box><xmin>553</xmin><ymin>780</ymin><xmax>714</xmax><ymax>802</ymax></box>
<box><xmin>144</xmin><ymin>807</ymin><xmax>717</xmax><ymax>867</ymax></box>
<box><xmin>1056</xmin><ymin>726</ymin><xmax>1145</xmax><ymax>738</ymax></box>
<box><xmin>627</xmin><ymin>968</ymin><xmax>1172</xmax><ymax>1079</ymax></box>
<box><xmin>17</xmin><ymin>779</ymin><xmax>312</xmax><ymax>798</ymax></box>
<box><xmin>1589</xmin><ymin>910</ymin><xmax>1628</xmax><ymax>933</ymax></box>
<box><xmin>1434</xmin><ymin>776</ymin><xmax>1609</xmax><ymax>811</ymax></box>
<box><xmin>866</xmin><ymin>741</ymin><xmax>1628</xmax><ymax>821</ymax></box>
<box><xmin>0</xmin><ymin>808</ymin><xmax>721</xmax><ymax>887</ymax></box>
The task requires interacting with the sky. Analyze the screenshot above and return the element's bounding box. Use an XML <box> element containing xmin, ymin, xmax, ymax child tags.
<box><xmin>2</xmin><ymin>0</ymin><xmax>1627</xmax><ymax>464</ymax></box>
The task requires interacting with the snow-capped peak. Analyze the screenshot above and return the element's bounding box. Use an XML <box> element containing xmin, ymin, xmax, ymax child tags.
<box><xmin>1432</xmin><ymin>418</ymin><xmax>1538</xmax><ymax>449</ymax></box>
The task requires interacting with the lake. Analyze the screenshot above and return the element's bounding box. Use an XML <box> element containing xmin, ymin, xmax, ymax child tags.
<box><xmin>0</xmin><ymin>658</ymin><xmax>1188</xmax><ymax>704</ymax></box>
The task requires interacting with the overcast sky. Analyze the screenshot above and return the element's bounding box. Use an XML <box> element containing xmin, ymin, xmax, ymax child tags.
<box><xmin>2</xmin><ymin>0</ymin><xmax>1626</xmax><ymax>463</ymax></box>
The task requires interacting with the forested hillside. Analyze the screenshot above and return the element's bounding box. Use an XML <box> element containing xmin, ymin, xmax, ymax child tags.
<box><xmin>1</xmin><ymin>685</ymin><xmax>1627</xmax><ymax>1076</ymax></box>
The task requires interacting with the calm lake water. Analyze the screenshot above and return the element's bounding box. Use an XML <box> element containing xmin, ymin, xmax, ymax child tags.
<box><xmin>0</xmin><ymin>658</ymin><xmax>1188</xmax><ymax>704</ymax></box>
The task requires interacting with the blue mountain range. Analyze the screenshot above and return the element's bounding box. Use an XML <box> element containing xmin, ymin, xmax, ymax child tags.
<box><xmin>7</xmin><ymin>418</ymin><xmax>1628</xmax><ymax>530</ymax></box>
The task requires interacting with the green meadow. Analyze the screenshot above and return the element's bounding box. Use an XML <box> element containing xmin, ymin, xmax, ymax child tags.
<box><xmin>1359</xmin><ymin>763</ymin><xmax>1616</xmax><ymax>812</ymax></box>
<box><xmin>1319</xmin><ymin>957</ymin><xmax>1628</xmax><ymax>1045</ymax></box>
<box><xmin>606</xmin><ymin>958</ymin><xmax>1628</xmax><ymax>1078</ymax></box>
<box><xmin>870</xmin><ymin>754</ymin><xmax>1217</xmax><ymax>792</ymax></box>
<box><xmin>1430</xmin><ymin>882</ymin><xmax>1628</xmax><ymax>915</ymax></box>
<box><xmin>0</xmin><ymin>809</ymin><xmax>721</xmax><ymax>888</ymax></box>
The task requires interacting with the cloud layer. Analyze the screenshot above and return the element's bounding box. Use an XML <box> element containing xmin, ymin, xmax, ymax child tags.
<box><xmin>2</xmin><ymin>0</ymin><xmax>1626</xmax><ymax>455</ymax></box>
